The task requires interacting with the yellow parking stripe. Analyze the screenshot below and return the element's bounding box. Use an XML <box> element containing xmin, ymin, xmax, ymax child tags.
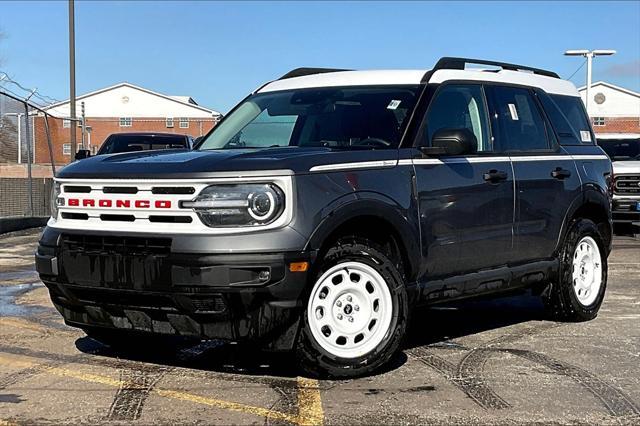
<box><xmin>296</xmin><ymin>377</ymin><xmax>324</xmax><ymax>425</ymax></box>
<box><xmin>0</xmin><ymin>353</ymin><xmax>322</xmax><ymax>425</ymax></box>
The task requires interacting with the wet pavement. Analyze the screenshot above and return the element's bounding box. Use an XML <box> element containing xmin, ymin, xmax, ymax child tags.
<box><xmin>0</xmin><ymin>227</ymin><xmax>639</xmax><ymax>425</ymax></box>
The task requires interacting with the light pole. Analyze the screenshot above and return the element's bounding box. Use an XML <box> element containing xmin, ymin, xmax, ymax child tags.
<box><xmin>69</xmin><ymin>0</ymin><xmax>76</xmax><ymax>160</ymax></box>
<box><xmin>564</xmin><ymin>49</ymin><xmax>616</xmax><ymax>113</ymax></box>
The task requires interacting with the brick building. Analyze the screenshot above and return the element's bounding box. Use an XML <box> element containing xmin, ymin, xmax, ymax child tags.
<box><xmin>36</xmin><ymin>82</ymin><xmax>221</xmax><ymax>164</ymax></box>
<box><xmin>579</xmin><ymin>81</ymin><xmax>640</xmax><ymax>138</ymax></box>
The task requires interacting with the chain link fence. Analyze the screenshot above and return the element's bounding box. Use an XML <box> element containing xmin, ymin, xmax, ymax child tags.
<box><xmin>1</xmin><ymin>90</ymin><xmax>58</xmax><ymax>230</ymax></box>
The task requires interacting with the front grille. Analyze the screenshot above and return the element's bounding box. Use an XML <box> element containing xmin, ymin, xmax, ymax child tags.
<box><xmin>615</xmin><ymin>175</ymin><xmax>640</xmax><ymax>195</ymax></box>
<box><xmin>61</xmin><ymin>234</ymin><xmax>172</xmax><ymax>257</ymax></box>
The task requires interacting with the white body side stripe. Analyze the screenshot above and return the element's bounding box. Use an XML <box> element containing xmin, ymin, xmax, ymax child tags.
<box><xmin>311</xmin><ymin>155</ymin><xmax>609</xmax><ymax>171</ymax></box>
<box><xmin>309</xmin><ymin>160</ymin><xmax>398</xmax><ymax>172</ymax></box>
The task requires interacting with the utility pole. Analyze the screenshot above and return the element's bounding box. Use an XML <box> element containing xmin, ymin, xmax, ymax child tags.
<box><xmin>80</xmin><ymin>101</ymin><xmax>86</xmax><ymax>149</ymax></box>
<box><xmin>564</xmin><ymin>49</ymin><xmax>616</xmax><ymax>114</ymax></box>
<box><xmin>69</xmin><ymin>0</ymin><xmax>76</xmax><ymax>160</ymax></box>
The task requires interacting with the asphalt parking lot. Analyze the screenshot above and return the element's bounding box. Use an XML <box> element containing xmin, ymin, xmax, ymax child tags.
<box><xmin>0</xmin><ymin>228</ymin><xmax>639</xmax><ymax>425</ymax></box>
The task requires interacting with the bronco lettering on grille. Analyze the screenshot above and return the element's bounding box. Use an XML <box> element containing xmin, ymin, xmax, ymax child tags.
<box><xmin>67</xmin><ymin>198</ymin><xmax>172</xmax><ymax>209</ymax></box>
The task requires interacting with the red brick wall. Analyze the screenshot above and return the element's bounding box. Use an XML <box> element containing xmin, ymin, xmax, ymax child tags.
<box><xmin>33</xmin><ymin>116</ymin><xmax>218</xmax><ymax>165</ymax></box>
<box><xmin>592</xmin><ymin>117</ymin><xmax>640</xmax><ymax>134</ymax></box>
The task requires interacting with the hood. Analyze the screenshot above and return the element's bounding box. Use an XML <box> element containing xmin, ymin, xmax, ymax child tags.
<box><xmin>56</xmin><ymin>147</ymin><xmax>399</xmax><ymax>179</ymax></box>
<box><xmin>612</xmin><ymin>160</ymin><xmax>640</xmax><ymax>175</ymax></box>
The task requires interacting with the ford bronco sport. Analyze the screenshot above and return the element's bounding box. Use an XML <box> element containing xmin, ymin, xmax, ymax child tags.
<box><xmin>37</xmin><ymin>57</ymin><xmax>613</xmax><ymax>377</ymax></box>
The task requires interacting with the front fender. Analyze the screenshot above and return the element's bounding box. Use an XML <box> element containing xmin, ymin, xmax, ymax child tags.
<box><xmin>304</xmin><ymin>191</ymin><xmax>421</xmax><ymax>281</ymax></box>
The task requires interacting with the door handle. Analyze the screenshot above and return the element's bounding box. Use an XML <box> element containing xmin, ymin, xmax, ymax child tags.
<box><xmin>551</xmin><ymin>167</ymin><xmax>571</xmax><ymax>179</ymax></box>
<box><xmin>483</xmin><ymin>169</ymin><xmax>508</xmax><ymax>182</ymax></box>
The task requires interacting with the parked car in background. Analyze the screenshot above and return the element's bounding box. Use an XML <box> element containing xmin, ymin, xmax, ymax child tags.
<box><xmin>97</xmin><ymin>132</ymin><xmax>195</xmax><ymax>155</ymax></box>
<box><xmin>597</xmin><ymin>134</ymin><xmax>640</xmax><ymax>235</ymax></box>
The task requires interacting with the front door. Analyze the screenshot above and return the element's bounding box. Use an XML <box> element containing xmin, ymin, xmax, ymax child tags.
<box><xmin>413</xmin><ymin>84</ymin><xmax>515</xmax><ymax>280</ymax></box>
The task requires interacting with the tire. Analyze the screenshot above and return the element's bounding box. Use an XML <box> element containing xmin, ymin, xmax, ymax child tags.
<box><xmin>543</xmin><ymin>219</ymin><xmax>608</xmax><ymax>321</ymax></box>
<box><xmin>296</xmin><ymin>237</ymin><xmax>409</xmax><ymax>378</ymax></box>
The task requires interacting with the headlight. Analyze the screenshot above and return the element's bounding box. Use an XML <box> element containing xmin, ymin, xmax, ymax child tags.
<box><xmin>50</xmin><ymin>182</ymin><xmax>64</xmax><ymax>219</ymax></box>
<box><xmin>182</xmin><ymin>183</ymin><xmax>285</xmax><ymax>227</ymax></box>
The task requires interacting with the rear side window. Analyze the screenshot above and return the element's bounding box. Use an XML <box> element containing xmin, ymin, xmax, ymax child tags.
<box><xmin>488</xmin><ymin>86</ymin><xmax>551</xmax><ymax>152</ymax></box>
<box><xmin>549</xmin><ymin>94</ymin><xmax>594</xmax><ymax>144</ymax></box>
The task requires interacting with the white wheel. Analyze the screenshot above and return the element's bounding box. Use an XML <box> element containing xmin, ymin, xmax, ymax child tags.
<box><xmin>306</xmin><ymin>261</ymin><xmax>394</xmax><ymax>359</ymax></box>
<box><xmin>571</xmin><ymin>236</ymin><xmax>603</xmax><ymax>307</ymax></box>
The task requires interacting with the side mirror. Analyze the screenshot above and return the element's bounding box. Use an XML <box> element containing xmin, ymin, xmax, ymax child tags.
<box><xmin>421</xmin><ymin>128</ymin><xmax>477</xmax><ymax>156</ymax></box>
<box><xmin>74</xmin><ymin>149</ymin><xmax>91</xmax><ymax>160</ymax></box>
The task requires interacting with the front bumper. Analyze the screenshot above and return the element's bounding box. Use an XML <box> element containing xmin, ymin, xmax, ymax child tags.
<box><xmin>36</xmin><ymin>227</ymin><xmax>312</xmax><ymax>350</ymax></box>
<box><xmin>612</xmin><ymin>197</ymin><xmax>640</xmax><ymax>226</ymax></box>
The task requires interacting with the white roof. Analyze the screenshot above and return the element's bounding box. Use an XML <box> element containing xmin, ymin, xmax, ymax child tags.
<box><xmin>258</xmin><ymin>70</ymin><xmax>427</xmax><ymax>93</ymax></box>
<box><xmin>258</xmin><ymin>68</ymin><xmax>579</xmax><ymax>97</ymax></box>
<box><xmin>169</xmin><ymin>95</ymin><xmax>197</xmax><ymax>105</ymax></box>
<box><xmin>595</xmin><ymin>133</ymin><xmax>640</xmax><ymax>140</ymax></box>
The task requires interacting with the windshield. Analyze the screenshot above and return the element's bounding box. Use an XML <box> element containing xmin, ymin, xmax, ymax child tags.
<box><xmin>198</xmin><ymin>86</ymin><xmax>421</xmax><ymax>150</ymax></box>
<box><xmin>597</xmin><ymin>138</ymin><xmax>640</xmax><ymax>161</ymax></box>
<box><xmin>98</xmin><ymin>134</ymin><xmax>188</xmax><ymax>155</ymax></box>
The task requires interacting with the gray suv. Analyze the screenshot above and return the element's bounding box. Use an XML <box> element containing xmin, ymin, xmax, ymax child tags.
<box><xmin>37</xmin><ymin>58</ymin><xmax>613</xmax><ymax>377</ymax></box>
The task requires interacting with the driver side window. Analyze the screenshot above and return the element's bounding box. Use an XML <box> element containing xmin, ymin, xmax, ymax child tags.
<box><xmin>425</xmin><ymin>84</ymin><xmax>492</xmax><ymax>152</ymax></box>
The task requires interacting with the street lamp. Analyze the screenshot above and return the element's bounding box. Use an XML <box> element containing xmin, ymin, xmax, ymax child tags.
<box><xmin>564</xmin><ymin>49</ymin><xmax>616</xmax><ymax>113</ymax></box>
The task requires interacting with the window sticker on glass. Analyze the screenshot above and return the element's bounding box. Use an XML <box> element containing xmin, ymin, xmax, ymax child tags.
<box><xmin>580</xmin><ymin>130</ymin><xmax>592</xmax><ymax>142</ymax></box>
<box><xmin>387</xmin><ymin>100</ymin><xmax>402</xmax><ymax>110</ymax></box>
<box><xmin>508</xmin><ymin>103</ymin><xmax>519</xmax><ymax>121</ymax></box>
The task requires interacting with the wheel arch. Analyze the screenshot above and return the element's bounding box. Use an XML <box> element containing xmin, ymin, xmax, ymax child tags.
<box><xmin>557</xmin><ymin>188</ymin><xmax>613</xmax><ymax>255</ymax></box>
<box><xmin>304</xmin><ymin>193</ymin><xmax>421</xmax><ymax>282</ymax></box>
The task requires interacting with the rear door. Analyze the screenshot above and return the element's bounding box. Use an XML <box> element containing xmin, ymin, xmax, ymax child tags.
<box><xmin>413</xmin><ymin>83</ymin><xmax>515</xmax><ymax>278</ymax></box>
<box><xmin>485</xmin><ymin>85</ymin><xmax>581</xmax><ymax>262</ymax></box>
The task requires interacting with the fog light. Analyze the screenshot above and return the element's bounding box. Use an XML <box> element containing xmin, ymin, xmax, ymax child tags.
<box><xmin>258</xmin><ymin>270</ymin><xmax>270</xmax><ymax>281</ymax></box>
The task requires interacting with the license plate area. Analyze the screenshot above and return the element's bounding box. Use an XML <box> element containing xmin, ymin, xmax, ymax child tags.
<box><xmin>60</xmin><ymin>234</ymin><xmax>172</xmax><ymax>290</ymax></box>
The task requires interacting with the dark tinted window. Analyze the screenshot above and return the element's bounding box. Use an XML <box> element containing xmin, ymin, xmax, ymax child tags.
<box><xmin>425</xmin><ymin>84</ymin><xmax>491</xmax><ymax>151</ymax></box>
<box><xmin>537</xmin><ymin>91</ymin><xmax>581</xmax><ymax>145</ymax></box>
<box><xmin>199</xmin><ymin>86</ymin><xmax>421</xmax><ymax>150</ymax></box>
<box><xmin>597</xmin><ymin>138</ymin><xmax>640</xmax><ymax>161</ymax></box>
<box><xmin>550</xmin><ymin>94</ymin><xmax>593</xmax><ymax>144</ymax></box>
<box><xmin>489</xmin><ymin>86</ymin><xmax>550</xmax><ymax>152</ymax></box>
<box><xmin>98</xmin><ymin>134</ymin><xmax>188</xmax><ymax>155</ymax></box>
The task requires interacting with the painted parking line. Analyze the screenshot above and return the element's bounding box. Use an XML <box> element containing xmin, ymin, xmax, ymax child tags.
<box><xmin>0</xmin><ymin>353</ymin><xmax>323</xmax><ymax>425</ymax></box>
<box><xmin>297</xmin><ymin>377</ymin><xmax>325</xmax><ymax>426</ymax></box>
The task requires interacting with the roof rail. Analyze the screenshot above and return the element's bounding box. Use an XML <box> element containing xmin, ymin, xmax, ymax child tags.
<box><xmin>279</xmin><ymin>67</ymin><xmax>351</xmax><ymax>80</ymax></box>
<box><xmin>421</xmin><ymin>57</ymin><xmax>560</xmax><ymax>83</ymax></box>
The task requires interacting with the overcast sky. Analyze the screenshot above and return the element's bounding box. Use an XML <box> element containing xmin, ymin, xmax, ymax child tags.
<box><xmin>1</xmin><ymin>1</ymin><xmax>639</xmax><ymax>113</ymax></box>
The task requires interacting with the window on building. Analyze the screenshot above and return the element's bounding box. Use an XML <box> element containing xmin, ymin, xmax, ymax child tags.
<box><xmin>593</xmin><ymin>117</ymin><xmax>606</xmax><ymax>126</ymax></box>
<box><xmin>63</xmin><ymin>144</ymin><xmax>71</xmax><ymax>155</ymax></box>
<box><xmin>63</xmin><ymin>119</ymin><xmax>71</xmax><ymax>128</ymax></box>
<box><xmin>166</xmin><ymin>117</ymin><xmax>174</xmax><ymax>128</ymax></box>
<box><xmin>119</xmin><ymin>117</ymin><xmax>132</xmax><ymax>127</ymax></box>
<box><xmin>179</xmin><ymin>117</ymin><xmax>189</xmax><ymax>128</ymax></box>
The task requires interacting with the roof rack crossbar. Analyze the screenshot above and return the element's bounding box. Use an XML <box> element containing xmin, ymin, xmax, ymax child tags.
<box><xmin>422</xmin><ymin>57</ymin><xmax>560</xmax><ymax>82</ymax></box>
<box><xmin>278</xmin><ymin>67</ymin><xmax>351</xmax><ymax>80</ymax></box>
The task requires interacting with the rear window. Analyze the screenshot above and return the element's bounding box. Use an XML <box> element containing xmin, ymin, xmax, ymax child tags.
<box><xmin>98</xmin><ymin>134</ymin><xmax>188</xmax><ymax>155</ymax></box>
<box><xmin>549</xmin><ymin>94</ymin><xmax>594</xmax><ymax>144</ymax></box>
